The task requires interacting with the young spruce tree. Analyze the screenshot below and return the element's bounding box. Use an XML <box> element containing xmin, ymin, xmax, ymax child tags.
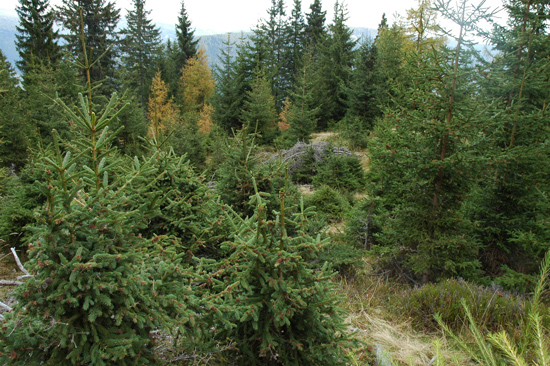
<box><xmin>367</xmin><ymin>0</ymin><xmax>492</xmax><ymax>282</ymax></box>
<box><xmin>210</xmin><ymin>183</ymin><xmax>356</xmax><ymax>365</ymax></box>
<box><xmin>0</xmin><ymin>30</ymin><xmax>185</xmax><ymax>366</ymax></box>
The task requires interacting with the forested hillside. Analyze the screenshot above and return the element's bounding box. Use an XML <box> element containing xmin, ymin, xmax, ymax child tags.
<box><xmin>0</xmin><ymin>0</ymin><xmax>549</xmax><ymax>364</ymax></box>
<box><xmin>0</xmin><ymin>9</ymin><xmax>373</xmax><ymax>70</ymax></box>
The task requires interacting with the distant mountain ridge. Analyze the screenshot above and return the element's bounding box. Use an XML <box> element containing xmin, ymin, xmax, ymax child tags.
<box><xmin>0</xmin><ymin>10</ymin><xmax>374</xmax><ymax>72</ymax></box>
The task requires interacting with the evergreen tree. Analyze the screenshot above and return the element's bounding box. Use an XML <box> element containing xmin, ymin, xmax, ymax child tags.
<box><xmin>159</xmin><ymin>39</ymin><xmax>180</xmax><ymax>98</ymax></box>
<box><xmin>211</xmin><ymin>188</ymin><xmax>355</xmax><ymax>365</ymax></box>
<box><xmin>215</xmin><ymin>129</ymin><xmax>293</xmax><ymax>219</ymax></box>
<box><xmin>241</xmin><ymin>72</ymin><xmax>279</xmax><ymax>144</ymax></box>
<box><xmin>345</xmin><ymin>37</ymin><xmax>379</xmax><ymax>129</ymax></box>
<box><xmin>251</xmin><ymin>0</ymin><xmax>291</xmax><ymax>107</ymax></box>
<box><xmin>215</xmin><ymin>33</ymin><xmax>258</xmax><ymax>133</ymax></box>
<box><xmin>0</xmin><ymin>50</ymin><xmax>32</xmax><ymax>171</ymax></box>
<box><xmin>213</xmin><ymin>34</ymin><xmax>242</xmax><ymax>132</ymax></box>
<box><xmin>470</xmin><ymin>0</ymin><xmax>550</xmax><ymax>286</ymax></box>
<box><xmin>0</xmin><ymin>78</ymin><xmax>174</xmax><ymax>366</ymax></box>
<box><xmin>0</xmin><ymin>161</ymin><xmax>47</xmax><ymax>251</ymax></box>
<box><xmin>120</xmin><ymin>0</ymin><xmax>162</xmax><ymax>109</ymax></box>
<box><xmin>57</xmin><ymin>0</ymin><xmax>121</xmax><ymax>95</ymax></box>
<box><xmin>22</xmin><ymin>58</ymin><xmax>82</xmax><ymax>144</ymax></box>
<box><xmin>111</xmin><ymin>92</ymin><xmax>149</xmax><ymax>156</ymax></box>
<box><xmin>175</xmin><ymin>0</ymin><xmax>198</xmax><ymax>69</ymax></box>
<box><xmin>286</xmin><ymin>0</ymin><xmax>306</xmax><ymax>81</ymax></box>
<box><xmin>305</xmin><ymin>0</ymin><xmax>326</xmax><ymax>50</ymax></box>
<box><xmin>367</xmin><ymin>0</ymin><xmax>493</xmax><ymax>282</ymax></box>
<box><xmin>281</xmin><ymin>50</ymin><xmax>318</xmax><ymax>145</ymax></box>
<box><xmin>127</xmin><ymin>143</ymin><xmax>229</xmax><ymax>259</ymax></box>
<box><xmin>314</xmin><ymin>1</ymin><xmax>356</xmax><ymax>128</ymax></box>
<box><xmin>15</xmin><ymin>0</ymin><xmax>61</xmax><ymax>76</ymax></box>
<box><xmin>373</xmin><ymin>20</ymin><xmax>409</xmax><ymax>114</ymax></box>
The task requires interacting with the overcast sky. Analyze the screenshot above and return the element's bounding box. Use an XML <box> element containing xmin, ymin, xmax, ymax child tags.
<box><xmin>1</xmin><ymin>0</ymin><xmax>506</xmax><ymax>34</ymax></box>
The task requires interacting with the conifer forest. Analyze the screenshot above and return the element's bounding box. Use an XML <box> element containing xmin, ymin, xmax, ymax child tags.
<box><xmin>0</xmin><ymin>0</ymin><xmax>550</xmax><ymax>364</ymax></box>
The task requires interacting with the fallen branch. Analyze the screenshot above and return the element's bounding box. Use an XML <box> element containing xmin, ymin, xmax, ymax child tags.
<box><xmin>0</xmin><ymin>300</ymin><xmax>12</xmax><ymax>312</ymax></box>
<box><xmin>10</xmin><ymin>247</ymin><xmax>30</xmax><ymax>277</ymax></box>
<box><xmin>0</xmin><ymin>280</ymin><xmax>23</xmax><ymax>286</ymax></box>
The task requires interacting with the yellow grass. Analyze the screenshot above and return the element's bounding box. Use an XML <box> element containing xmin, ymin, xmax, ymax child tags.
<box><xmin>338</xmin><ymin>264</ymin><xmax>473</xmax><ymax>366</ymax></box>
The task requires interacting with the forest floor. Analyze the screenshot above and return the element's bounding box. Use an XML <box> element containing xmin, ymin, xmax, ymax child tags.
<box><xmin>0</xmin><ymin>248</ymin><xmax>21</xmax><ymax>316</ymax></box>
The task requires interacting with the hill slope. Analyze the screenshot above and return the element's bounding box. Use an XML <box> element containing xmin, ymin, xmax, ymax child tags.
<box><xmin>0</xmin><ymin>10</ymin><xmax>374</xmax><ymax>71</ymax></box>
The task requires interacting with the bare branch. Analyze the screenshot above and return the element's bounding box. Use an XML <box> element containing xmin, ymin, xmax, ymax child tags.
<box><xmin>10</xmin><ymin>247</ymin><xmax>30</xmax><ymax>277</ymax></box>
<box><xmin>0</xmin><ymin>280</ymin><xmax>23</xmax><ymax>286</ymax></box>
<box><xmin>0</xmin><ymin>300</ymin><xmax>13</xmax><ymax>312</ymax></box>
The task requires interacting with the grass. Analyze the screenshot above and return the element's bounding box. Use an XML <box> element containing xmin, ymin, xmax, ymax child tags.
<box><xmin>0</xmin><ymin>247</ymin><xmax>20</xmax><ymax>300</ymax></box>
<box><xmin>337</xmin><ymin>265</ymin><xmax>473</xmax><ymax>366</ymax></box>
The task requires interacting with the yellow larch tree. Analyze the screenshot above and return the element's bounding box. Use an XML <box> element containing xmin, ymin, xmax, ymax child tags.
<box><xmin>147</xmin><ymin>69</ymin><xmax>179</xmax><ymax>138</ymax></box>
<box><xmin>179</xmin><ymin>47</ymin><xmax>216</xmax><ymax>133</ymax></box>
<box><xmin>278</xmin><ymin>98</ymin><xmax>292</xmax><ymax>132</ymax></box>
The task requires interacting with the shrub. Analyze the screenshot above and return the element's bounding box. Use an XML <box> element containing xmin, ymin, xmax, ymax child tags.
<box><xmin>304</xmin><ymin>185</ymin><xmax>350</xmax><ymax>221</ymax></box>
<box><xmin>437</xmin><ymin>251</ymin><xmax>550</xmax><ymax>366</ymax></box>
<box><xmin>395</xmin><ymin>279</ymin><xmax>535</xmax><ymax>335</ymax></box>
<box><xmin>216</xmin><ymin>129</ymin><xmax>300</xmax><ymax>220</ymax></box>
<box><xmin>339</xmin><ymin>115</ymin><xmax>369</xmax><ymax>149</ymax></box>
<box><xmin>313</xmin><ymin>152</ymin><xmax>365</xmax><ymax>192</ymax></box>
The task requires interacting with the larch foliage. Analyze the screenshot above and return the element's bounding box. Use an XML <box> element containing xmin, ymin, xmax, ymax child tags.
<box><xmin>179</xmin><ymin>47</ymin><xmax>216</xmax><ymax>114</ymax></box>
<box><xmin>148</xmin><ymin>69</ymin><xmax>179</xmax><ymax>137</ymax></box>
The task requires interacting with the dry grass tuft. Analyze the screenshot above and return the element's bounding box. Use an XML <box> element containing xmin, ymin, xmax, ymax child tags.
<box><xmin>326</xmin><ymin>220</ymin><xmax>346</xmax><ymax>235</ymax></box>
<box><xmin>0</xmin><ymin>250</ymin><xmax>20</xmax><ymax>301</ymax></box>
<box><xmin>297</xmin><ymin>184</ymin><xmax>315</xmax><ymax>197</ymax></box>
<box><xmin>338</xmin><ymin>262</ymin><xmax>472</xmax><ymax>366</ymax></box>
<box><xmin>310</xmin><ymin>131</ymin><xmax>339</xmax><ymax>143</ymax></box>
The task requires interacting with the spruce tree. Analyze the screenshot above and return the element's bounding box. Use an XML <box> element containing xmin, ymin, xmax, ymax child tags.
<box><xmin>241</xmin><ymin>72</ymin><xmax>279</xmax><ymax>144</ymax></box>
<box><xmin>286</xmin><ymin>0</ymin><xmax>306</xmax><ymax>81</ymax></box>
<box><xmin>175</xmin><ymin>0</ymin><xmax>198</xmax><ymax>69</ymax></box>
<box><xmin>159</xmin><ymin>39</ymin><xmax>180</xmax><ymax>98</ymax></box>
<box><xmin>0</xmin><ymin>50</ymin><xmax>32</xmax><ymax>171</ymax></box>
<box><xmin>15</xmin><ymin>0</ymin><xmax>61</xmax><ymax>76</ymax></box>
<box><xmin>22</xmin><ymin>59</ymin><xmax>82</xmax><ymax>144</ymax></box>
<box><xmin>305</xmin><ymin>0</ymin><xmax>326</xmax><ymax>50</ymax></box>
<box><xmin>342</xmin><ymin>36</ymin><xmax>379</xmax><ymax>144</ymax></box>
<box><xmin>373</xmin><ymin>20</ymin><xmax>409</xmax><ymax>116</ymax></box>
<box><xmin>0</xmin><ymin>31</ymin><xmax>205</xmax><ymax>362</ymax></box>
<box><xmin>210</xmin><ymin>186</ymin><xmax>355</xmax><ymax>365</ymax></box>
<box><xmin>314</xmin><ymin>1</ymin><xmax>356</xmax><ymax>128</ymax></box>
<box><xmin>282</xmin><ymin>50</ymin><xmax>318</xmax><ymax>145</ymax></box>
<box><xmin>470</xmin><ymin>0</ymin><xmax>550</xmax><ymax>286</ymax></box>
<box><xmin>215</xmin><ymin>128</ymin><xmax>294</xmax><ymax>219</ymax></box>
<box><xmin>120</xmin><ymin>0</ymin><xmax>162</xmax><ymax>109</ymax></box>
<box><xmin>57</xmin><ymin>0</ymin><xmax>121</xmax><ymax>95</ymax></box>
<box><xmin>110</xmin><ymin>92</ymin><xmax>149</xmax><ymax>156</ymax></box>
<box><xmin>251</xmin><ymin>0</ymin><xmax>291</xmax><ymax>107</ymax></box>
<box><xmin>0</xmin><ymin>73</ymin><xmax>166</xmax><ymax>366</ymax></box>
<box><xmin>367</xmin><ymin>0</ymin><xmax>493</xmax><ymax>282</ymax></box>
<box><xmin>213</xmin><ymin>34</ymin><xmax>242</xmax><ymax>132</ymax></box>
